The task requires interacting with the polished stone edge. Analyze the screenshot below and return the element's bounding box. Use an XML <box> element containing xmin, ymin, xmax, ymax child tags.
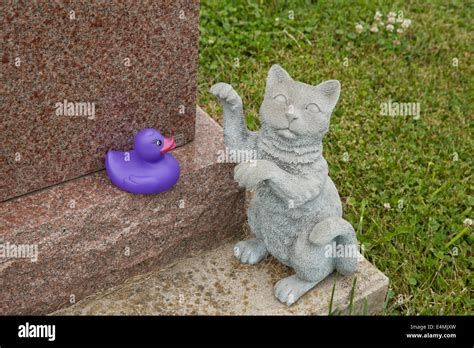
<box><xmin>0</xmin><ymin>107</ymin><xmax>246</xmax><ymax>315</ymax></box>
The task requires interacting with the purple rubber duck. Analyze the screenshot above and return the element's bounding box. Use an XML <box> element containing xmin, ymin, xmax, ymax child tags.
<box><xmin>105</xmin><ymin>128</ymin><xmax>180</xmax><ymax>194</ymax></box>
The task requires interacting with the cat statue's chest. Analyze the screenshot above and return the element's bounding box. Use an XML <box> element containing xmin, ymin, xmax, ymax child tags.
<box><xmin>248</xmin><ymin>137</ymin><xmax>325</xmax><ymax>264</ymax></box>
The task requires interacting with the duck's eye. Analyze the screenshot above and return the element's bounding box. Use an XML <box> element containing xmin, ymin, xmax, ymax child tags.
<box><xmin>273</xmin><ymin>94</ymin><xmax>287</xmax><ymax>104</ymax></box>
<box><xmin>155</xmin><ymin>139</ymin><xmax>163</xmax><ymax>146</ymax></box>
<box><xmin>305</xmin><ymin>103</ymin><xmax>321</xmax><ymax>113</ymax></box>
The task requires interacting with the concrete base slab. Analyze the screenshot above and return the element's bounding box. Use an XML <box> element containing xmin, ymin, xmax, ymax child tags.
<box><xmin>55</xmin><ymin>241</ymin><xmax>389</xmax><ymax>315</ymax></box>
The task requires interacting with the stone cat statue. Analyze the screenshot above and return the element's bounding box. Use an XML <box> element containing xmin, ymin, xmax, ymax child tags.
<box><xmin>210</xmin><ymin>65</ymin><xmax>358</xmax><ymax>306</ymax></box>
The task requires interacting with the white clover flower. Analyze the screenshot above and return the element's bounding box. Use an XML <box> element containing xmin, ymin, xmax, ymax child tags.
<box><xmin>387</xmin><ymin>16</ymin><xmax>396</xmax><ymax>24</ymax></box>
<box><xmin>464</xmin><ymin>218</ymin><xmax>473</xmax><ymax>226</ymax></box>
<box><xmin>374</xmin><ymin>10</ymin><xmax>383</xmax><ymax>21</ymax></box>
<box><xmin>370</xmin><ymin>25</ymin><xmax>379</xmax><ymax>33</ymax></box>
<box><xmin>388</xmin><ymin>11</ymin><xmax>397</xmax><ymax>18</ymax></box>
<box><xmin>355</xmin><ymin>23</ymin><xmax>364</xmax><ymax>33</ymax></box>
<box><xmin>397</xmin><ymin>28</ymin><xmax>404</xmax><ymax>34</ymax></box>
<box><xmin>401</xmin><ymin>19</ymin><xmax>412</xmax><ymax>29</ymax></box>
<box><xmin>383</xmin><ymin>203</ymin><xmax>391</xmax><ymax>209</ymax></box>
<box><xmin>386</xmin><ymin>24</ymin><xmax>394</xmax><ymax>32</ymax></box>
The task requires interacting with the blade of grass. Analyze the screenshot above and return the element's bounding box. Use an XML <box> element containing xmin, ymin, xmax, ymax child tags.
<box><xmin>328</xmin><ymin>279</ymin><xmax>336</xmax><ymax>315</ymax></box>
<box><xmin>348</xmin><ymin>277</ymin><xmax>357</xmax><ymax>315</ymax></box>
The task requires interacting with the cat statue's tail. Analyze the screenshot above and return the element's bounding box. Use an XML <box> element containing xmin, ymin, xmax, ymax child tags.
<box><xmin>308</xmin><ymin>217</ymin><xmax>359</xmax><ymax>276</ymax></box>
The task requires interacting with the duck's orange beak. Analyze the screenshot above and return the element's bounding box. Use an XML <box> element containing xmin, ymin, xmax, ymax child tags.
<box><xmin>160</xmin><ymin>135</ymin><xmax>176</xmax><ymax>154</ymax></box>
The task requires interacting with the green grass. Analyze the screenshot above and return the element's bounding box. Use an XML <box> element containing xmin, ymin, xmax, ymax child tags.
<box><xmin>197</xmin><ymin>0</ymin><xmax>473</xmax><ymax>315</ymax></box>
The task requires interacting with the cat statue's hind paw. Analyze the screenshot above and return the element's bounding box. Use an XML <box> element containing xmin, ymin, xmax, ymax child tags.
<box><xmin>274</xmin><ymin>274</ymin><xmax>317</xmax><ymax>306</ymax></box>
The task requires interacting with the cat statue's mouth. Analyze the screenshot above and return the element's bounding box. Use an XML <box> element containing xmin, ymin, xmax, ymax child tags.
<box><xmin>275</xmin><ymin>127</ymin><xmax>297</xmax><ymax>138</ymax></box>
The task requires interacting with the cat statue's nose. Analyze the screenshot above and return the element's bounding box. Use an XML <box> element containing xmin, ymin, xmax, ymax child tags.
<box><xmin>286</xmin><ymin>106</ymin><xmax>299</xmax><ymax>122</ymax></box>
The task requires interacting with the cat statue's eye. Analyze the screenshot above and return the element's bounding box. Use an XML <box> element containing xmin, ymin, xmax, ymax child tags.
<box><xmin>273</xmin><ymin>94</ymin><xmax>288</xmax><ymax>104</ymax></box>
<box><xmin>305</xmin><ymin>103</ymin><xmax>321</xmax><ymax>113</ymax></box>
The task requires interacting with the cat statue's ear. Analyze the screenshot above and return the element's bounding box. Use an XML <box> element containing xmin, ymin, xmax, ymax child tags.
<box><xmin>266</xmin><ymin>64</ymin><xmax>292</xmax><ymax>90</ymax></box>
<box><xmin>314</xmin><ymin>80</ymin><xmax>341</xmax><ymax>111</ymax></box>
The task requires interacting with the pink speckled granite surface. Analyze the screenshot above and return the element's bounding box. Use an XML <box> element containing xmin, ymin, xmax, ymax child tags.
<box><xmin>1</xmin><ymin>0</ymin><xmax>200</xmax><ymax>201</ymax></box>
<box><xmin>0</xmin><ymin>107</ymin><xmax>246</xmax><ymax>315</ymax></box>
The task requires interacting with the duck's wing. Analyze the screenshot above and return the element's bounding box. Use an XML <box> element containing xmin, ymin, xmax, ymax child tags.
<box><xmin>123</xmin><ymin>175</ymin><xmax>159</xmax><ymax>194</ymax></box>
<box><xmin>125</xmin><ymin>175</ymin><xmax>157</xmax><ymax>185</ymax></box>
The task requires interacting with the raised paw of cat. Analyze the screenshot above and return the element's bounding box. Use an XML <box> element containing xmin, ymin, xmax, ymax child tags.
<box><xmin>234</xmin><ymin>239</ymin><xmax>268</xmax><ymax>264</ymax></box>
<box><xmin>234</xmin><ymin>160</ymin><xmax>279</xmax><ymax>189</ymax></box>
<box><xmin>210</xmin><ymin>83</ymin><xmax>242</xmax><ymax>109</ymax></box>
